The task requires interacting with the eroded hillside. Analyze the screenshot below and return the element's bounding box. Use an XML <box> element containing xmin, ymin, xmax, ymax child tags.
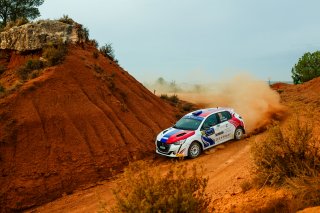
<box><xmin>0</xmin><ymin>34</ymin><xmax>177</xmax><ymax>211</ymax></box>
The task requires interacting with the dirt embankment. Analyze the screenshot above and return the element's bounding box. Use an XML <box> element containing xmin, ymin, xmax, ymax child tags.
<box><xmin>0</xmin><ymin>45</ymin><xmax>177</xmax><ymax>212</ymax></box>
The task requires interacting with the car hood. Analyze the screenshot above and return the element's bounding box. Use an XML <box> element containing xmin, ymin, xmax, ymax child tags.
<box><xmin>159</xmin><ymin>128</ymin><xmax>195</xmax><ymax>144</ymax></box>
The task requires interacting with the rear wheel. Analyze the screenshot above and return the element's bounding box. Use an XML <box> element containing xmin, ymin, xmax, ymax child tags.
<box><xmin>234</xmin><ymin>127</ymin><xmax>244</xmax><ymax>140</ymax></box>
<box><xmin>188</xmin><ymin>142</ymin><xmax>202</xmax><ymax>158</ymax></box>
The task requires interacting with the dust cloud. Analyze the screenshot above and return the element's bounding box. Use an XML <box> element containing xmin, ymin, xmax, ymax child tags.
<box><xmin>147</xmin><ymin>74</ymin><xmax>286</xmax><ymax>133</ymax></box>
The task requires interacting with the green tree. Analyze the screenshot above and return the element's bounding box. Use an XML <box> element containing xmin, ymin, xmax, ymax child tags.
<box><xmin>0</xmin><ymin>0</ymin><xmax>44</xmax><ymax>27</ymax></box>
<box><xmin>292</xmin><ymin>51</ymin><xmax>320</xmax><ymax>84</ymax></box>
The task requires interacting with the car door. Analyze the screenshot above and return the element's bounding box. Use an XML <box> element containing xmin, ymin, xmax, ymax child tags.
<box><xmin>200</xmin><ymin>114</ymin><xmax>219</xmax><ymax>148</ymax></box>
<box><xmin>215</xmin><ymin>111</ymin><xmax>233</xmax><ymax>143</ymax></box>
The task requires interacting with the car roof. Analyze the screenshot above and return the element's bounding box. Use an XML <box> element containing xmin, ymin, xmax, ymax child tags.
<box><xmin>187</xmin><ymin>107</ymin><xmax>234</xmax><ymax>118</ymax></box>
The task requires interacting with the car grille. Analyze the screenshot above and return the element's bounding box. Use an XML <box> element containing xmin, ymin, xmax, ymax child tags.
<box><xmin>157</xmin><ymin>140</ymin><xmax>171</xmax><ymax>153</ymax></box>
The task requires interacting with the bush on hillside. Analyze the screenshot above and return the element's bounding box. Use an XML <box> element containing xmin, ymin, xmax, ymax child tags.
<box><xmin>160</xmin><ymin>94</ymin><xmax>179</xmax><ymax>105</ymax></box>
<box><xmin>58</xmin><ymin>15</ymin><xmax>74</xmax><ymax>25</ymax></box>
<box><xmin>90</xmin><ymin>39</ymin><xmax>99</xmax><ymax>48</ymax></box>
<box><xmin>93</xmin><ymin>51</ymin><xmax>99</xmax><ymax>59</ymax></box>
<box><xmin>0</xmin><ymin>65</ymin><xmax>6</xmax><ymax>75</ymax></box>
<box><xmin>181</xmin><ymin>102</ymin><xmax>194</xmax><ymax>112</ymax></box>
<box><xmin>15</xmin><ymin>42</ymin><xmax>67</xmax><ymax>81</ymax></box>
<box><xmin>0</xmin><ymin>83</ymin><xmax>5</xmax><ymax>93</ymax></box>
<box><xmin>16</xmin><ymin>59</ymin><xmax>44</xmax><ymax>80</ymax></box>
<box><xmin>251</xmin><ymin>119</ymin><xmax>320</xmax><ymax>209</ymax></box>
<box><xmin>112</xmin><ymin>161</ymin><xmax>211</xmax><ymax>213</ymax></box>
<box><xmin>100</xmin><ymin>43</ymin><xmax>118</xmax><ymax>63</ymax></box>
<box><xmin>43</xmin><ymin>43</ymin><xmax>67</xmax><ymax>66</ymax></box>
<box><xmin>251</xmin><ymin>119</ymin><xmax>320</xmax><ymax>187</ymax></box>
<box><xmin>292</xmin><ymin>51</ymin><xmax>320</xmax><ymax>84</ymax></box>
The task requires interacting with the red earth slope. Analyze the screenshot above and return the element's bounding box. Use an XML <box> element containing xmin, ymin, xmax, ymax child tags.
<box><xmin>0</xmin><ymin>44</ymin><xmax>176</xmax><ymax>212</ymax></box>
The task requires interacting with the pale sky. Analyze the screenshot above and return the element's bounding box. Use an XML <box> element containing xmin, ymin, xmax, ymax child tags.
<box><xmin>39</xmin><ymin>0</ymin><xmax>320</xmax><ymax>83</ymax></box>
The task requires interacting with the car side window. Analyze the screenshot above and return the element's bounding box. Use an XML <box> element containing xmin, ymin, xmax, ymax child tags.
<box><xmin>217</xmin><ymin>111</ymin><xmax>232</xmax><ymax>123</ymax></box>
<box><xmin>201</xmin><ymin>114</ymin><xmax>218</xmax><ymax>130</ymax></box>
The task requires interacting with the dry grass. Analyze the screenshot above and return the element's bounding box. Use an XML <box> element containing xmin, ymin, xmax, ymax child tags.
<box><xmin>160</xmin><ymin>94</ymin><xmax>179</xmax><ymax>105</ymax></box>
<box><xmin>251</xmin><ymin>119</ymin><xmax>319</xmax><ymax>186</ymax></box>
<box><xmin>111</xmin><ymin>161</ymin><xmax>211</xmax><ymax>213</ymax></box>
<box><xmin>287</xmin><ymin>175</ymin><xmax>320</xmax><ymax>208</ymax></box>
<box><xmin>251</xmin><ymin>118</ymin><xmax>320</xmax><ymax>210</ymax></box>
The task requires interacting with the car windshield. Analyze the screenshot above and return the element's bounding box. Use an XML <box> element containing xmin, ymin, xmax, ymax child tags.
<box><xmin>173</xmin><ymin>116</ymin><xmax>203</xmax><ymax>130</ymax></box>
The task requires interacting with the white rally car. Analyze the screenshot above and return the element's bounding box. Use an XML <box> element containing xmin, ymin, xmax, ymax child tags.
<box><xmin>155</xmin><ymin>107</ymin><xmax>245</xmax><ymax>158</ymax></box>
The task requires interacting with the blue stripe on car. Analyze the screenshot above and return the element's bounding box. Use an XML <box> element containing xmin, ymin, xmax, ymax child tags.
<box><xmin>161</xmin><ymin>129</ymin><xmax>180</xmax><ymax>143</ymax></box>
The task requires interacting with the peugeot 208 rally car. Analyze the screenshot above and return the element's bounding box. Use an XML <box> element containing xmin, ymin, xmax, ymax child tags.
<box><xmin>155</xmin><ymin>107</ymin><xmax>245</xmax><ymax>158</ymax></box>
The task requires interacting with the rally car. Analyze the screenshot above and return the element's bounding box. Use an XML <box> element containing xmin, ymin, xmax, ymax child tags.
<box><xmin>155</xmin><ymin>107</ymin><xmax>245</xmax><ymax>158</ymax></box>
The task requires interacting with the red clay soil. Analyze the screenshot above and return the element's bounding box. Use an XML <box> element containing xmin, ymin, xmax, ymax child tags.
<box><xmin>281</xmin><ymin>77</ymin><xmax>320</xmax><ymax>104</ymax></box>
<box><xmin>270</xmin><ymin>82</ymin><xmax>290</xmax><ymax>90</ymax></box>
<box><xmin>0</xmin><ymin>45</ymin><xmax>177</xmax><ymax>212</ymax></box>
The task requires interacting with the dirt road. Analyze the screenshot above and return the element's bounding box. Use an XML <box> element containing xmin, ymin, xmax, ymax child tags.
<box><xmin>26</xmin><ymin>136</ymin><xmax>253</xmax><ymax>213</ymax></box>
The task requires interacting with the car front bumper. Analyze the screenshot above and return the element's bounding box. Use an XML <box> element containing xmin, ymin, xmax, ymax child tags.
<box><xmin>155</xmin><ymin>140</ymin><xmax>187</xmax><ymax>157</ymax></box>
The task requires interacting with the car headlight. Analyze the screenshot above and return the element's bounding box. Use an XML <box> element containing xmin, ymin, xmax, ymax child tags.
<box><xmin>173</xmin><ymin>139</ymin><xmax>186</xmax><ymax>145</ymax></box>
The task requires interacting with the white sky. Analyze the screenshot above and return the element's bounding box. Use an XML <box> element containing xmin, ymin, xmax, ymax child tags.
<box><xmin>40</xmin><ymin>0</ymin><xmax>320</xmax><ymax>83</ymax></box>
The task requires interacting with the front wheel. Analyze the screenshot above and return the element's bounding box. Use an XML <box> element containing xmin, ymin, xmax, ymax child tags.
<box><xmin>234</xmin><ymin>127</ymin><xmax>244</xmax><ymax>140</ymax></box>
<box><xmin>188</xmin><ymin>142</ymin><xmax>202</xmax><ymax>158</ymax></box>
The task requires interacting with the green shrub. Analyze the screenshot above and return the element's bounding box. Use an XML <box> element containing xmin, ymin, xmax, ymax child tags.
<box><xmin>0</xmin><ymin>83</ymin><xmax>5</xmax><ymax>93</ymax></box>
<box><xmin>112</xmin><ymin>161</ymin><xmax>211</xmax><ymax>213</ymax></box>
<box><xmin>0</xmin><ymin>65</ymin><xmax>6</xmax><ymax>75</ymax></box>
<box><xmin>90</xmin><ymin>39</ymin><xmax>99</xmax><ymax>48</ymax></box>
<box><xmin>160</xmin><ymin>94</ymin><xmax>169</xmax><ymax>100</ymax></box>
<box><xmin>93</xmin><ymin>64</ymin><xmax>104</xmax><ymax>73</ymax></box>
<box><xmin>100</xmin><ymin>43</ymin><xmax>117</xmax><ymax>62</ymax></box>
<box><xmin>160</xmin><ymin>94</ymin><xmax>179</xmax><ymax>105</ymax></box>
<box><xmin>181</xmin><ymin>102</ymin><xmax>194</xmax><ymax>112</ymax></box>
<box><xmin>251</xmin><ymin>119</ymin><xmax>320</xmax><ymax>187</ymax></box>
<box><xmin>82</xmin><ymin>27</ymin><xmax>89</xmax><ymax>41</ymax></box>
<box><xmin>107</xmin><ymin>72</ymin><xmax>116</xmax><ymax>91</ymax></box>
<box><xmin>93</xmin><ymin>51</ymin><xmax>99</xmax><ymax>59</ymax></box>
<box><xmin>29</xmin><ymin>69</ymin><xmax>42</xmax><ymax>79</ymax></box>
<box><xmin>58</xmin><ymin>15</ymin><xmax>74</xmax><ymax>24</ymax></box>
<box><xmin>16</xmin><ymin>59</ymin><xmax>44</xmax><ymax>80</ymax></box>
<box><xmin>43</xmin><ymin>43</ymin><xmax>67</xmax><ymax>66</ymax></box>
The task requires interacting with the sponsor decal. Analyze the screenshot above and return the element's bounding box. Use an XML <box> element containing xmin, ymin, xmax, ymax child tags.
<box><xmin>215</xmin><ymin>134</ymin><xmax>231</xmax><ymax>142</ymax></box>
<box><xmin>215</xmin><ymin>131</ymin><xmax>224</xmax><ymax>136</ymax></box>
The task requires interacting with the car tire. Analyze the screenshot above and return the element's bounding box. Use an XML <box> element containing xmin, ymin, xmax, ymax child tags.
<box><xmin>234</xmin><ymin>127</ymin><xmax>244</xmax><ymax>140</ymax></box>
<box><xmin>188</xmin><ymin>142</ymin><xmax>202</xmax><ymax>158</ymax></box>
